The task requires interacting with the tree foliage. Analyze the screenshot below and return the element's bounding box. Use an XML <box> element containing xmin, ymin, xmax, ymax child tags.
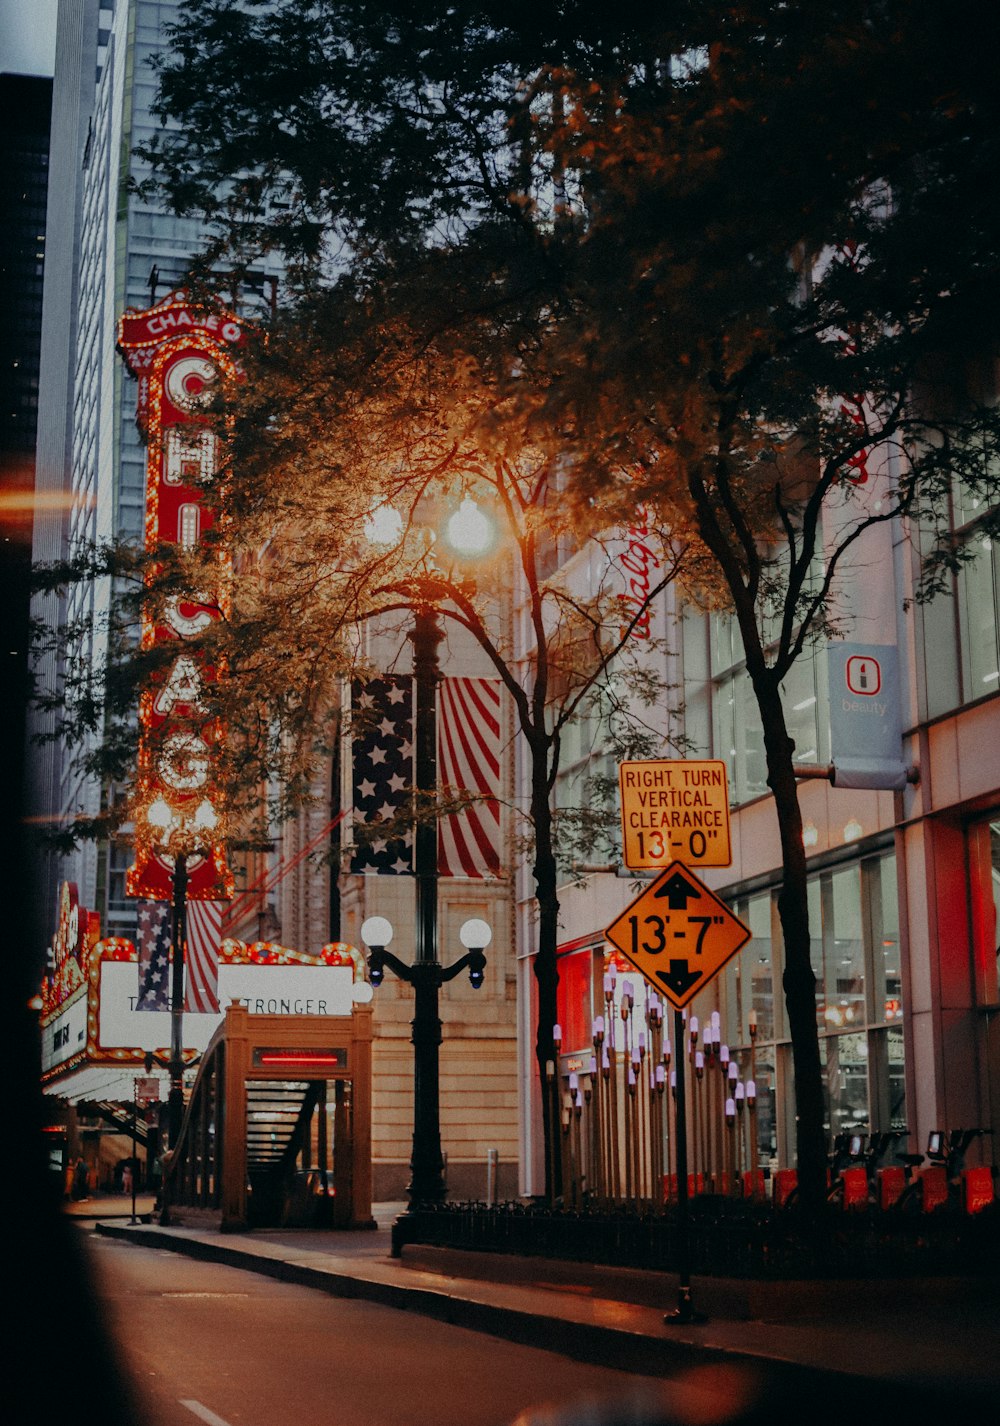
<box><xmin>131</xmin><ymin>0</ymin><xmax>1000</xmax><ymax>1207</ymax></box>
<box><xmin>200</xmin><ymin>278</ymin><xmax>683</xmax><ymax>1196</ymax></box>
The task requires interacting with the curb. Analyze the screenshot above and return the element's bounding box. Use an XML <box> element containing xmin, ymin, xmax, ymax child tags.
<box><xmin>93</xmin><ymin>1220</ymin><xmax>714</xmax><ymax>1377</ymax></box>
<box><xmin>92</xmin><ymin>1220</ymin><xmax>995</xmax><ymax>1411</ymax></box>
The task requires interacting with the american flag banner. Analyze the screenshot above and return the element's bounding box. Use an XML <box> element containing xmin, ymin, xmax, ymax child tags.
<box><xmin>184</xmin><ymin>899</ymin><xmax>223</xmax><ymax>1013</ymax></box>
<box><xmin>437</xmin><ymin>676</ymin><xmax>502</xmax><ymax>877</ymax></box>
<box><xmin>136</xmin><ymin>902</ymin><xmax>171</xmax><ymax>1011</ymax></box>
<box><xmin>350</xmin><ymin>676</ymin><xmax>415</xmax><ymax>874</ymax></box>
<box><xmin>350</xmin><ymin>674</ymin><xmax>502</xmax><ymax>878</ymax></box>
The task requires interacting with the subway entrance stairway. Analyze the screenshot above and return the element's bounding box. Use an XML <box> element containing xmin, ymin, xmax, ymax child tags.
<box><xmin>160</xmin><ymin>1001</ymin><xmax>373</xmax><ymax>1231</ymax></box>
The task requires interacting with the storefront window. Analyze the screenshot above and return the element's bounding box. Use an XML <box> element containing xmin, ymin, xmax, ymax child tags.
<box><xmin>868</xmin><ymin>854</ymin><xmax>903</xmax><ymax>1025</ymax></box>
<box><xmin>711</xmin><ymin>849</ymin><xmax>902</xmax><ymax>1159</ymax></box>
<box><xmin>555</xmin><ymin>941</ymin><xmax>601</xmax><ymax>1056</ymax></box>
<box><xmin>881</xmin><ymin>1025</ymin><xmax>907</xmax><ymax>1130</ymax></box>
<box><xmin>816</xmin><ymin>865</ymin><xmax>866</xmax><ymax>1032</ymax></box>
<box><xmin>821</xmin><ymin>1031</ymin><xmax>869</xmax><ymax>1138</ymax></box>
<box><xmin>729</xmin><ymin>892</ymin><xmax>777</xmax><ymax>1044</ymax></box>
<box><xmin>749</xmin><ymin>1047</ymin><xmax>778</xmax><ymax>1166</ymax></box>
<box><xmin>967</xmin><ymin>817</ymin><xmax>1000</xmax><ymax>1007</ymax></box>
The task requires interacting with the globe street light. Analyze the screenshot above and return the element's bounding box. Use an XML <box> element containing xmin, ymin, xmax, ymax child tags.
<box><xmin>361</xmin><ymin>913</ymin><xmax>491</xmax><ymax>1206</ymax></box>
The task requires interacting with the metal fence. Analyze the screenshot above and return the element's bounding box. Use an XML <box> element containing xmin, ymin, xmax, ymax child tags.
<box><xmin>392</xmin><ymin>1197</ymin><xmax>1000</xmax><ymax>1279</ymax></box>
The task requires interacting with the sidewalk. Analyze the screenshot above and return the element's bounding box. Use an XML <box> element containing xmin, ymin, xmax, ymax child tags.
<box><xmin>86</xmin><ymin>1198</ymin><xmax>1000</xmax><ymax>1406</ymax></box>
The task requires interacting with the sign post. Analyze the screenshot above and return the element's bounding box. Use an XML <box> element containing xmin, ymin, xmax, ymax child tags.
<box><xmin>132</xmin><ymin>1075</ymin><xmax>159</xmax><ymax>1223</ymax></box>
<box><xmin>606</xmin><ymin>862</ymin><xmax>749</xmax><ymax>1324</ymax></box>
<box><xmin>129</xmin><ymin>1081</ymin><xmax>139</xmax><ymax>1223</ymax></box>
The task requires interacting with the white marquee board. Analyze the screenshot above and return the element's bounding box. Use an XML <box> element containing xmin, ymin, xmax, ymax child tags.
<box><xmin>97</xmin><ymin>961</ymin><xmax>368</xmax><ymax>1054</ymax></box>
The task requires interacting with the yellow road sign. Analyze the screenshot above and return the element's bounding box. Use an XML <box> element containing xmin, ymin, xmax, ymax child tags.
<box><xmin>619</xmin><ymin>759</ymin><xmax>732</xmax><ymax>870</ymax></box>
<box><xmin>604</xmin><ymin>861</ymin><xmax>750</xmax><ymax>1010</ymax></box>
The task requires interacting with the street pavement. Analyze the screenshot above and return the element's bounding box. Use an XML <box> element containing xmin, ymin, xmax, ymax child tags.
<box><xmin>72</xmin><ymin>1193</ymin><xmax>1000</xmax><ymax>1407</ymax></box>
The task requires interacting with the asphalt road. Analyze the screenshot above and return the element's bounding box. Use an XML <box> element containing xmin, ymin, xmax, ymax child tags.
<box><xmin>82</xmin><ymin>1231</ymin><xmax>682</xmax><ymax>1426</ymax></box>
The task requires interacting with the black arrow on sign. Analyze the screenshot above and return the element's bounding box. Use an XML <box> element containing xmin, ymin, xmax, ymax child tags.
<box><xmin>654</xmin><ymin>871</ymin><xmax>702</xmax><ymax>911</ymax></box>
<box><xmin>658</xmin><ymin>959</ymin><xmax>702</xmax><ymax>997</ymax></box>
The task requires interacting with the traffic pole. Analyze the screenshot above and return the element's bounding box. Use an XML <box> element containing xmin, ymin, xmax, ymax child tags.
<box><xmin>664</xmin><ymin>1007</ymin><xmax>706</xmax><ymax>1324</ymax></box>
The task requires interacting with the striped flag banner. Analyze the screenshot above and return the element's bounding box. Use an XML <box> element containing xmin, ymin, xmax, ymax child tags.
<box><xmin>350</xmin><ymin>675</ymin><xmax>502</xmax><ymax>878</ymax></box>
<box><xmin>184</xmin><ymin>899</ymin><xmax>223</xmax><ymax>1013</ymax></box>
<box><xmin>437</xmin><ymin>676</ymin><xmax>502</xmax><ymax>878</ymax></box>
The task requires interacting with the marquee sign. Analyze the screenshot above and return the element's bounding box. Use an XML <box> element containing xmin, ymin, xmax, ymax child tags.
<box><xmin>40</xmin><ymin>936</ymin><xmax>370</xmax><ymax>1086</ymax></box>
<box><xmin>40</xmin><ymin>882</ymin><xmax>101</xmax><ymax>1024</ymax></box>
<box><xmin>117</xmin><ymin>292</ymin><xmax>244</xmax><ymax>901</ymax></box>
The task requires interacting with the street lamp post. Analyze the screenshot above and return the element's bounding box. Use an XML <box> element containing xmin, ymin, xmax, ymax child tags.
<box><xmin>141</xmin><ymin>791</ymin><xmax>221</xmax><ymax>1224</ymax></box>
<box><xmin>361</xmin><ymin>913</ymin><xmax>490</xmax><ymax>1207</ymax></box>
<box><xmin>166</xmin><ymin>850</ymin><xmax>189</xmax><ymax>1150</ymax></box>
<box><xmin>360</xmin><ymin>494</ymin><xmax>497</xmax><ymax>1207</ymax></box>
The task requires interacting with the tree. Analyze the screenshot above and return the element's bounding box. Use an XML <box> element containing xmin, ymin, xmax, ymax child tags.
<box><xmin>136</xmin><ymin>0</ymin><xmax>1000</xmax><ymax>1209</ymax></box>
<box><xmin>188</xmin><ymin>275</ymin><xmax>684</xmax><ymax>1198</ymax></box>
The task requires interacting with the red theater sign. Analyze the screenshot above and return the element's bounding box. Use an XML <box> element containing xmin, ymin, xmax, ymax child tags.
<box><xmin>117</xmin><ymin>291</ymin><xmax>241</xmax><ymax>902</ymax></box>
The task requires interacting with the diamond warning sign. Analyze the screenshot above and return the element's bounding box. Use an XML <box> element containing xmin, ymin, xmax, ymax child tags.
<box><xmin>618</xmin><ymin>759</ymin><xmax>731</xmax><ymax>870</ymax></box>
<box><xmin>604</xmin><ymin>861</ymin><xmax>750</xmax><ymax>1010</ymax></box>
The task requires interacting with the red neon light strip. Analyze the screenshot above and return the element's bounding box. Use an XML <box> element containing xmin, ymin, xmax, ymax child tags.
<box><xmin>257</xmin><ymin>1053</ymin><xmax>341</xmax><ymax>1067</ymax></box>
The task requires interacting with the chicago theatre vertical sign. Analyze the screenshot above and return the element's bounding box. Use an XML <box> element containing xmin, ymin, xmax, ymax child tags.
<box><xmin>117</xmin><ymin>291</ymin><xmax>241</xmax><ymax>903</ymax></box>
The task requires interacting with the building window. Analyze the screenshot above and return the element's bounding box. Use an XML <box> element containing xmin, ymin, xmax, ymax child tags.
<box><xmin>968</xmin><ymin>817</ymin><xmax>1000</xmax><ymax>1009</ymax></box>
<box><xmin>712</xmin><ymin>849</ymin><xmax>903</xmax><ymax>1170</ymax></box>
<box><xmin>710</xmin><ymin>612</ymin><xmax>824</xmax><ymax>806</ymax></box>
<box><xmin>920</xmin><ymin>399</ymin><xmax>1000</xmax><ymax>717</ymax></box>
<box><xmin>959</xmin><ymin>537</ymin><xmax>1000</xmax><ymax>697</ymax></box>
<box><xmin>555</xmin><ymin>938</ymin><xmax>603</xmax><ymax>1057</ymax></box>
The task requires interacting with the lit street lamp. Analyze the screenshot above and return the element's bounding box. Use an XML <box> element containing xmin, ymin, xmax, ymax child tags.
<box><xmin>360</xmin><ymin>490</ymin><xmax>497</xmax><ymax>1206</ymax></box>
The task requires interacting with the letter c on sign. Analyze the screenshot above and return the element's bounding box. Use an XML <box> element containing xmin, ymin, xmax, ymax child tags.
<box><xmin>164</xmin><ymin>355</ymin><xmax>217</xmax><ymax>412</ymax></box>
<box><xmin>164</xmin><ymin>595</ymin><xmax>214</xmax><ymax>638</ymax></box>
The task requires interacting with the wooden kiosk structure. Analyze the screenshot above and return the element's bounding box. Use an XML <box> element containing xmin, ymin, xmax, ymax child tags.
<box><xmin>162</xmin><ymin>1001</ymin><xmax>373</xmax><ymax>1232</ymax></box>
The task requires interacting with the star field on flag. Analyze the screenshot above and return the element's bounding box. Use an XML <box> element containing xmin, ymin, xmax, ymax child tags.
<box><xmin>136</xmin><ymin>901</ymin><xmax>171</xmax><ymax>1011</ymax></box>
<box><xmin>350</xmin><ymin>676</ymin><xmax>415</xmax><ymax>873</ymax></box>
